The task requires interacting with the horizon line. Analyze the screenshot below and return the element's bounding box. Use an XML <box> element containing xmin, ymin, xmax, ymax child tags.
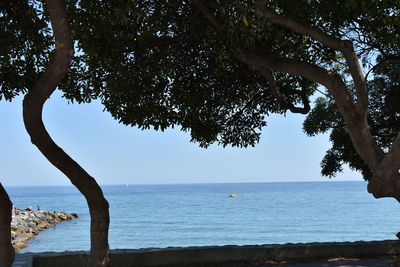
<box><xmin>3</xmin><ymin>179</ymin><xmax>364</xmax><ymax>187</ymax></box>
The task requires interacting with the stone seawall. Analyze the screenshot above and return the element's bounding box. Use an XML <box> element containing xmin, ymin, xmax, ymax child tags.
<box><xmin>29</xmin><ymin>240</ymin><xmax>400</xmax><ymax>267</ymax></box>
<box><xmin>11</xmin><ymin>208</ymin><xmax>78</xmax><ymax>250</ymax></box>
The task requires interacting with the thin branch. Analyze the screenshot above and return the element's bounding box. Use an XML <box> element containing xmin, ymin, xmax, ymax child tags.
<box><xmin>366</xmin><ymin>56</ymin><xmax>400</xmax><ymax>80</ymax></box>
<box><xmin>315</xmin><ymin>88</ymin><xmax>332</xmax><ymax>99</ymax></box>
<box><xmin>258</xmin><ymin>67</ymin><xmax>309</xmax><ymax>114</ymax></box>
<box><xmin>365</xmin><ymin>60</ymin><xmax>385</xmax><ymax>80</ymax></box>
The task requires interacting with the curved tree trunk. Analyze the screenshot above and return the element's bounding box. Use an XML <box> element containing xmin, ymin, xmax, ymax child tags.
<box><xmin>22</xmin><ymin>0</ymin><xmax>110</xmax><ymax>266</ymax></box>
<box><xmin>0</xmin><ymin>183</ymin><xmax>15</xmax><ymax>267</ymax></box>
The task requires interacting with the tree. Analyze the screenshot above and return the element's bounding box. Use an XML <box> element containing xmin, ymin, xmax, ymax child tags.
<box><xmin>64</xmin><ymin>0</ymin><xmax>400</xmax><ymax>202</ymax></box>
<box><xmin>2</xmin><ymin>0</ymin><xmax>399</xmax><ymax>265</ymax></box>
<box><xmin>186</xmin><ymin>0</ymin><xmax>400</xmax><ymax>200</ymax></box>
<box><xmin>1</xmin><ymin>1</ymin><xmax>110</xmax><ymax>266</ymax></box>
<box><xmin>62</xmin><ymin>0</ymin><xmax>315</xmax><ymax>148</ymax></box>
<box><xmin>0</xmin><ymin>184</ymin><xmax>14</xmax><ymax>267</ymax></box>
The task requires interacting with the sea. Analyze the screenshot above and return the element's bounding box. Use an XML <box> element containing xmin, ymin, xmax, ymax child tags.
<box><xmin>5</xmin><ymin>181</ymin><xmax>400</xmax><ymax>253</ymax></box>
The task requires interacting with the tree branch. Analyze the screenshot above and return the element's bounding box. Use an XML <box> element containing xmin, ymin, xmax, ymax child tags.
<box><xmin>254</xmin><ymin>0</ymin><xmax>368</xmax><ymax>113</ymax></box>
<box><xmin>192</xmin><ymin>0</ymin><xmax>226</xmax><ymax>30</ymax></box>
<box><xmin>194</xmin><ymin>0</ymin><xmax>383</xmax><ymax>175</ymax></box>
<box><xmin>231</xmin><ymin>48</ymin><xmax>353</xmax><ymax>109</ymax></box>
<box><xmin>257</xmin><ymin>67</ymin><xmax>309</xmax><ymax>114</ymax></box>
<box><xmin>365</xmin><ymin>56</ymin><xmax>400</xmax><ymax>80</ymax></box>
<box><xmin>231</xmin><ymin>47</ymin><xmax>383</xmax><ymax>169</ymax></box>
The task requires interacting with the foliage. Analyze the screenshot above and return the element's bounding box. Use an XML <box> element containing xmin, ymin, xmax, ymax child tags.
<box><xmin>1</xmin><ymin>0</ymin><xmax>399</xmax><ymax>176</ymax></box>
<box><xmin>0</xmin><ymin>0</ymin><xmax>52</xmax><ymax>101</ymax></box>
<box><xmin>302</xmin><ymin>0</ymin><xmax>400</xmax><ymax>180</ymax></box>
<box><xmin>59</xmin><ymin>0</ymin><xmax>322</xmax><ymax>147</ymax></box>
<box><xmin>304</xmin><ymin>59</ymin><xmax>400</xmax><ymax>180</ymax></box>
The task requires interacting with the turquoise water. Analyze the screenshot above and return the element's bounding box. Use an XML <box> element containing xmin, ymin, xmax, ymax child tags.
<box><xmin>6</xmin><ymin>181</ymin><xmax>400</xmax><ymax>253</ymax></box>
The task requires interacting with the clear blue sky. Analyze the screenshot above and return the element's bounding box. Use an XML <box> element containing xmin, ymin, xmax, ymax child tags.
<box><xmin>0</xmin><ymin>91</ymin><xmax>362</xmax><ymax>186</ymax></box>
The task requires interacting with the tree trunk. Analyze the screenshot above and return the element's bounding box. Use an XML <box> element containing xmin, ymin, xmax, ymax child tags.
<box><xmin>22</xmin><ymin>0</ymin><xmax>110</xmax><ymax>266</ymax></box>
<box><xmin>0</xmin><ymin>183</ymin><xmax>15</xmax><ymax>267</ymax></box>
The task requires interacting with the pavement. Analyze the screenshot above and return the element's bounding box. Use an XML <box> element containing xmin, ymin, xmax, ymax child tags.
<box><xmin>259</xmin><ymin>257</ymin><xmax>396</xmax><ymax>267</ymax></box>
<box><xmin>10</xmin><ymin>255</ymin><xmax>397</xmax><ymax>267</ymax></box>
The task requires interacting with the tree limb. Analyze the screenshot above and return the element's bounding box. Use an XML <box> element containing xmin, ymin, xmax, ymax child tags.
<box><xmin>257</xmin><ymin>67</ymin><xmax>310</xmax><ymax>114</ymax></box>
<box><xmin>231</xmin><ymin>47</ymin><xmax>383</xmax><ymax>169</ymax></box>
<box><xmin>194</xmin><ymin>0</ymin><xmax>384</xmax><ymax>176</ymax></box>
<box><xmin>231</xmin><ymin>48</ymin><xmax>353</xmax><ymax>108</ymax></box>
<box><xmin>254</xmin><ymin>0</ymin><xmax>368</xmax><ymax>114</ymax></box>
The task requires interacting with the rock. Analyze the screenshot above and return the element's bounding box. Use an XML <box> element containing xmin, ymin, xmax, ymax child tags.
<box><xmin>11</xmin><ymin>208</ymin><xmax>78</xmax><ymax>251</ymax></box>
<box><xmin>58</xmin><ymin>212</ymin><xmax>68</xmax><ymax>220</ymax></box>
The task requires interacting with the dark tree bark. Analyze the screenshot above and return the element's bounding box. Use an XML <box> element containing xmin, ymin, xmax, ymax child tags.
<box><xmin>22</xmin><ymin>0</ymin><xmax>110</xmax><ymax>266</ymax></box>
<box><xmin>0</xmin><ymin>184</ymin><xmax>14</xmax><ymax>267</ymax></box>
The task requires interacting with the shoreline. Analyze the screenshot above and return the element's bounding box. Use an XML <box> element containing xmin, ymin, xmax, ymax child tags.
<box><xmin>11</xmin><ymin>208</ymin><xmax>78</xmax><ymax>250</ymax></box>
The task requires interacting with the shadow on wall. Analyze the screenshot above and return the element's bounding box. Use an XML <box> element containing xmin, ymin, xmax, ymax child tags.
<box><xmin>31</xmin><ymin>240</ymin><xmax>400</xmax><ymax>267</ymax></box>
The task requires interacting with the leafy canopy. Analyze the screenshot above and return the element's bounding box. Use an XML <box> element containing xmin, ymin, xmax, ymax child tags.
<box><xmin>0</xmin><ymin>0</ymin><xmax>52</xmax><ymax>100</ymax></box>
<box><xmin>1</xmin><ymin>0</ymin><xmax>399</xmax><ymax>178</ymax></box>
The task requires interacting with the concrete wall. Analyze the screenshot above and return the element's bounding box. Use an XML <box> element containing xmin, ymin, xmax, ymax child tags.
<box><xmin>30</xmin><ymin>240</ymin><xmax>400</xmax><ymax>267</ymax></box>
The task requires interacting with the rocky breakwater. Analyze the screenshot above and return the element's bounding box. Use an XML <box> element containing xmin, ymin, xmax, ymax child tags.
<box><xmin>11</xmin><ymin>208</ymin><xmax>78</xmax><ymax>250</ymax></box>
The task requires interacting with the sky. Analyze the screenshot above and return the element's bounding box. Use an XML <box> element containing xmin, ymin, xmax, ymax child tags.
<box><xmin>0</xmin><ymin>91</ymin><xmax>362</xmax><ymax>186</ymax></box>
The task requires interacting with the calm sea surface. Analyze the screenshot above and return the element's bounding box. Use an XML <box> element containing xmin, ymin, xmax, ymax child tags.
<box><xmin>5</xmin><ymin>181</ymin><xmax>400</xmax><ymax>253</ymax></box>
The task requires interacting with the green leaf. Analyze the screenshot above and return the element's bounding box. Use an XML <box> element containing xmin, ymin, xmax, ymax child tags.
<box><xmin>242</xmin><ymin>16</ymin><xmax>249</xmax><ymax>27</ymax></box>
